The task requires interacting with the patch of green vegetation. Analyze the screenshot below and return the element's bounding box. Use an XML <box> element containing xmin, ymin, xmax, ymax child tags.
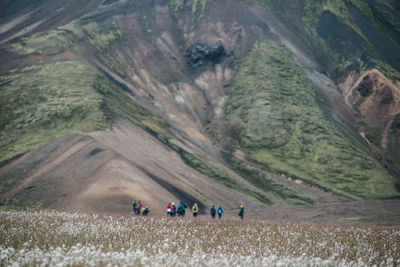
<box><xmin>92</xmin><ymin>75</ymin><xmax>173</xmax><ymax>144</ymax></box>
<box><xmin>8</xmin><ymin>30</ymin><xmax>67</xmax><ymax>55</ymax></box>
<box><xmin>170</xmin><ymin>0</ymin><xmax>186</xmax><ymax>15</ymax></box>
<box><xmin>364</xmin><ymin>124</ymin><xmax>383</xmax><ymax>147</ymax></box>
<box><xmin>172</xmin><ymin>145</ymin><xmax>273</xmax><ymax>205</ymax></box>
<box><xmin>0</xmin><ymin>198</ymin><xmax>42</xmax><ymax>211</ymax></box>
<box><xmin>0</xmin><ymin>61</ymin><xmax>110</xmax><ymax>163</ymax></box>
<box><xmin>373</xmin><ymin>59</ymin><xmax>400</xmax><ymax>82</ymax></box>
<box><xmin>221</xmin><ymin>39</ymin><xmax>399</xmax><ymax>200</ymax></box>
<box><xmin>191</xmin><ymin>0</ymin><xmax>207</xmax><ymax>30</ymax></box>
<box><xmin>9</xmin><ymin>18</ymin><xmax>127</xmax><ymax>80</ymax></box>
<box><xmin>302</xmin><ymin>0</ymin><xmax>363</xmax><ymax>37</ymax></box>
<box><xmin>61</xmin><ymin>19</ymin><xmax>127</xmax><ymax>79</ymax></box>
<box><xmin>346</xmin><ymin>0</ymin><xmax>400</xmax><ymax>47</ymax></box>
<box><xmin>300</xmin><ymin>0</ymin><xmax>370</xmax><ymax>81</ymax></box>
<box><xmin>230</xmin><ymin>157</ymin><xmax>314</xmax><ymax>205</ymax></box>
<box><xmin>85</xmin><ymin>21</ymin><xmax>121</xmax><ymax>52</ymax></box>
<box><xmin>300</xmin><ymin>0</ymin><xmax>400</xmax><ymax>81</ymax></box>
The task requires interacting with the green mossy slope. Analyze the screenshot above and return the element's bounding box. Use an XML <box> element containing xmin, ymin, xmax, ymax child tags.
<box><xmin>300</xmin><ymin>0</ymin><xmax>400</xmax><ymax>177</ymax></box>
<box><xmin>222</xmin><ymin>39</ymin><xmax>399</xmax><ymax>200</ymax></box>
<box><xmin>0</xmin><ymin>61</ymin><xmax>110</xmax><ymax>162</ymax></box>
<box><xmin>301</xmin><ymin>0</ymin><xmax>400</xmax><ymax>81</ymax></box>
<box><xmin>230</xmin><ymin>157</ymin><xmax>314</xmax><ymax>205</ymax></box>
<box><xmin>0</xmin><ymin>17</ymin><xmax>130</xmax><ymax>163</ymax></box>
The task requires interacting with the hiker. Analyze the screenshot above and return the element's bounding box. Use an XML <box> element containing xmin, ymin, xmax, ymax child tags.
<box><xmin>132</xmin><ymin>199</ymin><xmax>137</xmax><ymax>214</ymax></box>
<box><xmin>217</xmin><ymin>206</ymin><xmax>223</xmax><ymax>219</ymax></box>
<box><xmin>166</xmin><ymin>202</ymin><xmax>173</xmax><ymax>216</ymax></box>
<box><xmin>192</xmin><ymin>203</ymin><xmax>199</xmax><ymax>217</ymax></box>
<box><xmin>210</xmin><ymin>205</ymin><xmax>216</xmax><ymax>219</ymax></box>
<box><xmin>238</xmin><ymin>204</ymin><xmax>244</xmax><ymax>220</ymax></box>
<box><xmin>136</xmin><ymin>201</ymin><xmax>142</xmax><ymax>215</ymax></box>
<box><xmin>170</xmin><ymin>202</ymin><xmax>176</xmax><ymax>217</ymax></box>
<box><xmin>177</xmin><ymin>201</ymin><xmax>187</xmax><ymax>217</ymax></box>
<box><xmin>143</xmin><ymin>206</ymin><xmax>150</xmax><ymax>216</ymax></box>
<box><xmin>141</xmin><ymin>206</ymin><xmax>146</xmax><ymax>215</ymax></box>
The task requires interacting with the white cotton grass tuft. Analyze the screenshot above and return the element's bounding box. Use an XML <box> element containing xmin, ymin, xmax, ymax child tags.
<box><xmin>0</xmin><ymin>210</ymin><xmax>399</xmax><ymax>266</ymax></box>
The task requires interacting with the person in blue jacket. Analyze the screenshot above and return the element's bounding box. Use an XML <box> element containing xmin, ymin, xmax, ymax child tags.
<box><xmin>177</xmin><ymin>201</ymin><xmax>187</xmax><ymax>217</ymax></box>
<box><xmin>210</xmin><ymin>205</ymin><xmax>216</xmax><ymax>219</ymax></box>
<box><xmin>217</xmin><ymin>206</ymin><xmax>223</xmax><ymax>219</ymax></box>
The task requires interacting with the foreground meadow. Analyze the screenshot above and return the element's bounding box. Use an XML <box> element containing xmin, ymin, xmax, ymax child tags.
<box><xmin>0</xmin><ymin>211</ymin><xmax>399</xmax><ymax>266</ymax></box>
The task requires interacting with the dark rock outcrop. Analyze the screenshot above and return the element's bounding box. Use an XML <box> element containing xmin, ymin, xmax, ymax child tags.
<box><xmin>185</xmin><ymin>40</ymin><xmax>226</xmax><ymax>68</ymax></box>
<box><xmin>357</xmin><ymin>75</ymin><xmax>374</xmax><ymax>97</ymax></box>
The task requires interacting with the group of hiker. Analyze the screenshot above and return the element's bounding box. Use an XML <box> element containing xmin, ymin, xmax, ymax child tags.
<box><xmin>167</xmin><ymin>202</ymin><xmax>219</xmax><ymax>218</ymax></box>
<box><xmin>132</xmin><ymin>199</ymin><xmax>150</xmax><ymax>216</ymax></box>
<box><xmin>166</xmin><ymin>201</ymin><xmax>244</xmax><ymax>220</ymax></box>
<box><xmin>210</xmin><ymin>205</ymin><xmax>224</xmax><ymax>219</ymax></box>
<box><xmin>166</xmin><ymin>201</ymin><xmax>188</xmax><ymax>217</ymax></box>
<box><xmin>132</xmin><ymin>199</ymin><xmax>244</xmax><ymax>219</ymax></box>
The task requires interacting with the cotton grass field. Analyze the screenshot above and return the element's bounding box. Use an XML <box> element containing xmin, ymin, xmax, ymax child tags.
<box><xmin>0</xmin><ymin>211</ymin><xmax>399</xmax><ymax>266</ymax></box>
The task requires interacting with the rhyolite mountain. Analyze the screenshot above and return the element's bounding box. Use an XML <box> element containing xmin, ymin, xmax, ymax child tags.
<box><xmin>0</xmin><ymin>0</ymin><xmax>400</xmax><ymax>220</ymax></box>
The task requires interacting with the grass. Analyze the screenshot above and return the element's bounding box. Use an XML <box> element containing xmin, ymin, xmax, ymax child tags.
<box><xmin>0</xmin><ymin>16</ymin><xmax>138</xmax><ymax>165</ymax></box>
<box><xmin>170</xmin><ymin>0</ymin><xmax>186</xmax><ymax>15</ymax></box>
<box><xmin>191</xmin><ymin>0</ymin><xmax>208</xmax><ymax>30</ymax></box>
<box><xmin>229</xmin><ymin>157</ymin><xmax>314</xmax><ymax>205</ymax></box>
<box><xmin>172</xmin><ymin>145</ymin><xmax>273</xmax><ymax>205</ymax></box>
<box><xmin>300</xmin><ymin>0</ymin><xmax>400</xmax><ymax>82</ymax></box>
<box><xmin>0</xmin><ymin>198</ymin><xmax>42</xmax><ymax>211</ymax></box>
<box><xmin>0</xmin><ymin>61</ymin><xmax>110</xmax><ymax>163</ymax></box>
<box><xmin>0</xmin><ymin>210</ymin><xmax>399</xmax><ymax>266</ymax></box>
<box><xmin>60</xmin><ymin>19</ymin><xmax>127</xmax><ymax>79</ymax></box>
<box><xmin>301</xmin><ymin>0</ymin><xmax>363</xmax><ymax>37</ymax></box>
<box><xmin>298</xmin><ymin>0</ymin><xmax>400</xmax><ymax>178</ymax></box>
<box><xmin>221</xmin><ymin>39</ymin><xmax>399</xmax><ymax>200</ymax></box>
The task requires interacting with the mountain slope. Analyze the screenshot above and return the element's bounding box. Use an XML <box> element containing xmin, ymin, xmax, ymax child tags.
<box><xmin>0</xmin><ymin>0</ymin><xmax>399</xmax><ymax>216</ymax></box>
<box><xmin>221</xmin><ymin>39</ymin><xmax>397</xmax><ymax>199</ymax></box>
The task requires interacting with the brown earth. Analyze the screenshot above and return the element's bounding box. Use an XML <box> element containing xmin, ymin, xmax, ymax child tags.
<box><xmin>340</xmin><ymin>69</ymin><xmax>400</xmax><ymax>170</ymax></box>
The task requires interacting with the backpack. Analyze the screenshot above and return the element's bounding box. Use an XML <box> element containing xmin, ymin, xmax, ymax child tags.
<box><xmin>178</xmin><ymin>203</ymin><xmax>184</xmax><ymax>212</ymax></box>
<box><xmin>211</xmin><ymin>206</ymin><xmax>216</xmax><ymax>213</ymax></box>
<box><xmin>218</xmin><ymin>208</ymin><xmax>223</xmax><ymax>214</ymax></box>
<box><xmin>193</xmin><ymin>206</ymin><xmax>198</xmax><ymax>213</ymax></box>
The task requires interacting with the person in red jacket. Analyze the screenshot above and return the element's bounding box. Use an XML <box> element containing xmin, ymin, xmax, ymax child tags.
<box><xmin>166</xmin><ymin>202</ymin><xmax>173</xmax><ymax>216</ymax></box>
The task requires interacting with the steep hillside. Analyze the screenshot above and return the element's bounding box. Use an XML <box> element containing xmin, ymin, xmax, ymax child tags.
<box><xmin>0</xmin><ymin>0</ymin><xmax>399</xmax><ymax>217</ymax></box>
<box><xmin>298</xmin><ymin>0</ymin><xmax>400</xmax><ymax>176</ymax></box>
<box><xmin>221</xmin><ymin>40</ymin><xmax>397</xmax><ymax>199</ymax></box>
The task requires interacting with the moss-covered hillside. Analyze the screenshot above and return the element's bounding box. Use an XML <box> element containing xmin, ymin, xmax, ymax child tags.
<box><xmin>0</xmin><ymin>61</ymin><xmax>108</xmax><ymax>162</ymax></box>
<box><xmin>301</xmin><ymin>0</ymin><xmax>400</xmax><ymax>81</ymax></box>
<box><xmin>221</xmin><ymin>39</ymin><xmax>399</xmax><ymax>199</ymax></box>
